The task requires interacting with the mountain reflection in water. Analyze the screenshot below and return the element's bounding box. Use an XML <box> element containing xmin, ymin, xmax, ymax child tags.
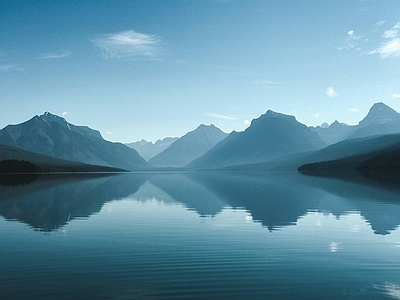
<box><xmin>0</xmin><ymin>173</ymin><xmax>147</xmax><ymax>231</ymax></box>
<box><xmin>0</xmin><ymin>171</ymin><xmax>399</xmax><ymax>234</ymax></box>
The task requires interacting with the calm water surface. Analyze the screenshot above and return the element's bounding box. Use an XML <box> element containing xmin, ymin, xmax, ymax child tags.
<box><xmin>0</xmin><ymin>171</ymin><xmax>400</xmax><ymax>299</ymax></box>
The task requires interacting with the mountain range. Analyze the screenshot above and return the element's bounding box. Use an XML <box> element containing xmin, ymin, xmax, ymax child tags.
<box><xmin>1</xmin><ymin>102</ymin><xmax>400</xmax><ymax>174</ymax></box>
<box><xmin>126</xmin><ymin>137</ymin><xmax>178</xmax><ymax>161</ymax></box>
<box><xmin>311</xmin><ymin>102</ymin><xmax>400</xmax><ymax>144</ymax></box>
<box><xmin>297</xmin><ymin>103</ymin><xmax>400</xmax><ymax>178</ymax></box>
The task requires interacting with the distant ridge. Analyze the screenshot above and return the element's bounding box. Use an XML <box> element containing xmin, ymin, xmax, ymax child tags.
<box><xmin>312</xmin><ymin>102</ymin><xmax>400</xmax><ymax>144</ymax></box>
<box><xmin>126</xmin><ymin>137</ymin><xmax>178</xmax><ymax>161</ymax></box>
<box><xmin>149</xmin><ymin>124</ymin><xmax>228</xmax><ymax>167</ymax></box>
<box><xmin>0</xmin><ymin>112</ymin><xmax>149</xmax><ymax>171</ymax></box>
<box><xmin>311</xmin><ymin>121</ymin><xmax>354</xmax><ymax>145</ymax></box>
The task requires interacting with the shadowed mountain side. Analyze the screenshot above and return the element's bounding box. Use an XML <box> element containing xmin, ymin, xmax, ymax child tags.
<box><xmin>149</xmin><ymin>124</ymin><xmax>228</xmax><ymax>167</ymax></box>
<box><xmin>189</xmin><ymin>111</ymin><xmax>326</xmax><ymax>169</ymax></box>
<box><xmin>0</xmin><ymin>112</ymin><xmax>149</xmax><ymax>170</ymax></box>
<box><xmin>0</xmin><ymin>144</ymin><xmax>126</xmax><ymax>173</ymax></box>
<box><xmin>0</xmin><ymin>173</ymin><xmax>147</xmax><ymax>231</ymax></box>
<box><xmin>148</xmin><ymin>173</ymin><xmax>227</xmax><ymax>216</ymax></box>
<box><xmin>298</xmin><ymin>133</ymin><xmax>400</xmax><ymax>167</ymax></box>
<box><xmin>298</xmin><ymin>136</ymin><xmax>400</xmax><ymax>187</ymax></box>
<box><xmin>227</xmin><ymin>133</ymin><xmax>400</xmax><ymax>172</ymax></box>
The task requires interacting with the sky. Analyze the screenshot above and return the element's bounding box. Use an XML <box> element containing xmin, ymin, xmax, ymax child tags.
<box><xmin>1</xmin><ymin>0</ymin><xmax>400</xmax><ymax>143</ymax></box>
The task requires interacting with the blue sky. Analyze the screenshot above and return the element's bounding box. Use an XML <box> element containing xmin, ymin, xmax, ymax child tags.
<box><xmin>1</xmin><ymin>0</ymin><xmax>400</xmax><ymax>142</ymax></box>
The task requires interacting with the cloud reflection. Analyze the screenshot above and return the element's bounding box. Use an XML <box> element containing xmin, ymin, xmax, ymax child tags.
<box><xmin>375</xmin><ymin>282</ymin><xmax>400</xmax><ymax>300</ymax></box>
<box><xmin>329</xmin><ymin>241</ymin><xmax>340</xmax><ymax>252</ymax></box>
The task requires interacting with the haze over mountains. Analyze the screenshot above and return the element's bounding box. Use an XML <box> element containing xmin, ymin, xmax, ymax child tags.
<box><xmin>189</xmin><ymin>110</ymin><xmax>326</xmax><ymax>169</ymax></box>
<box><xmin>312</xmin><ymin>102</ymin><xmax>400</xmax><ymax>144</ymax></box>
<box><xmin>1</xmin><ymin>102</ymin><xmax>400</xmax><ymax>173</ymax></box>
<box><xmin>149</xmin><ymin>124</ymin><xmax>228</xmax><ymax>167</ymax></box>
<box><xmin>126</xmin><ymin>137</ymin><xmax>178</xmax><ymax>161</ymax></box>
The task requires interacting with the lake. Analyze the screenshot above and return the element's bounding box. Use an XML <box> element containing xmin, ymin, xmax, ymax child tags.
<box><xmin>1</xmin><ymin>171</ymin><xmax>400</xmax><ymax>299</ymax></box>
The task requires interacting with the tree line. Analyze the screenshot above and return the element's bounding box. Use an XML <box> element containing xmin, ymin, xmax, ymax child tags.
<box><xmin>0</xmin><ymin>159</ymin><xmax>41</xmax><ymax>173</ymax></box>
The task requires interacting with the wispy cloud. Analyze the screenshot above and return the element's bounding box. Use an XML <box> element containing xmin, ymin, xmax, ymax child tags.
<box><xmin>369</xmin><ymin>22</ymin><xmax>400</xmax><ymax>58</ymax></box>
<box><xmin>216</xmin><ymin>69</ymin><xmax>280</xmax><ymax>89</ymax></box>
<box><xmin>369</xmin><ymin>38</ymin><xmax>400</xmax><ymax>58</ymax></box>
<box><xmin>337</xmin><ymin>30</ymin><xmax>365</xmax><ymax>51</ymax></box>
<box><xmin>326</xmin><ymin>87</ymin><xmax>339</xmax><ymax>97</ymax></box>
<box><xmin>0</xmin><ymin>64</ymin><xmax>16</xmax><ymax>72</ymax></box>
<box><xmin>207</xmin><ymin>113</ymin><xmax>237</xmax><ymax>120</ymax></box>
<box><xmin>37</xmin><ymin>51</ymin><xmax>71</xmax><ymax>59</ymax></box>
<box><xmin>393</xmin><ymin>93</ymin><xmax>400</xmax><ymax>99</ymax></box>
<box><xmin>0</xmin><ymin>64</ymin><xmax>23</xmax><ymax>72</ymax></box>
<box><xmin>91</xmin><ymin>30</ymin><xmax>164</xmax><ymax>60</ymax></box>
<box><xmin>253</xmin><ymin>79</ymin><xmax>281</xmax><ymax>89</ymax></box>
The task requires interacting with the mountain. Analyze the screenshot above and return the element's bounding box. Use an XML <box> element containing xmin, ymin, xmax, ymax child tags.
<box><xmin>312</xmin><ymin>103</ymin><xmax>400</xmax><ymax>145</ymax></box>
<box><xmin>148</xmin><ymin>124</ymin><xmax>228</xmax><ymax>167</ymax></box>
<box><xmin>126</xmin><ymin>137</ymin><xmax>178</xmax><ymax>161</ymax></box>
<box><xmin>0</xmin><ymin>112</ymin><xmax>149</xmax><ymax>170</ymax></box>
<box><xmin>347</xmin><ymin>102</ymin><xmax>400</xmax><ymax>139</ymax></box>
<box><xmin>311</xmin><ymin>121</ymin><xmax>355</xmax><ymax>145</ymax></box>
<box><xmin>189</xmin><ymin>110</ymin><xmax>326</xmax><ymax>169</ymax></box>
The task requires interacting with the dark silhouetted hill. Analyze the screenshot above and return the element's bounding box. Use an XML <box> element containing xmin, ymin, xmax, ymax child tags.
<box><xmin>298</xmin><ymin>134</ymin><xmax>400</xmax><ymax>184</ymax></box>
<box><xmin>0</xmin><ymin>143</ymin><xmax>126</xmax><ymax>173</ymax></box>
